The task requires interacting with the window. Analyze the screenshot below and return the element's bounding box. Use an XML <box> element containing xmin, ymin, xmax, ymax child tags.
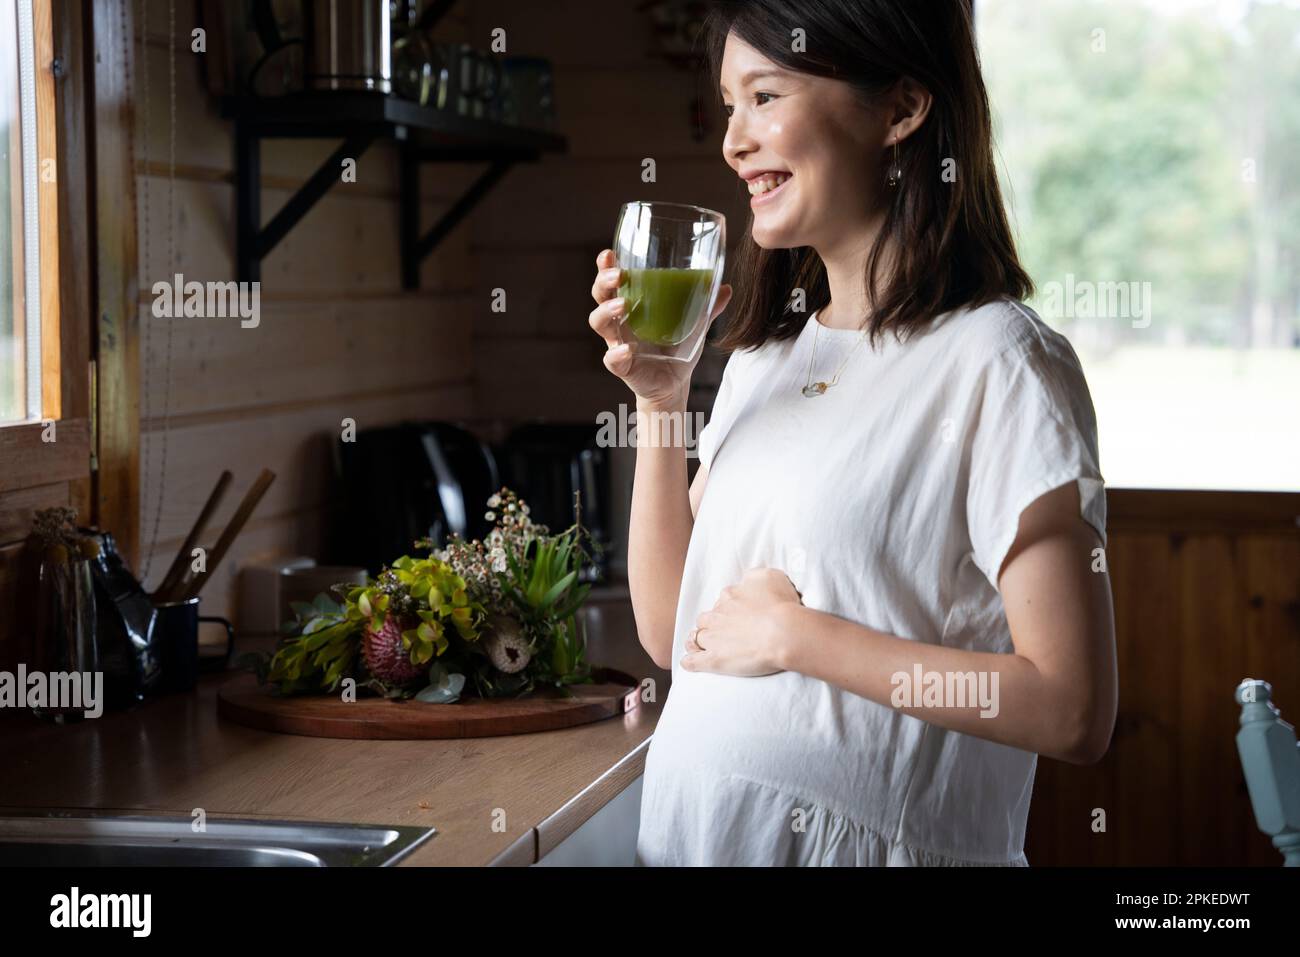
<box><xmin>977</xmin><ymin>0</ymin><xmax>1300</xmax><ymax>491</ymax></box>
<box><xmin>1</xmin><ymin>0</ymin><xmax>42</xmax><ymax>425</ymax></box>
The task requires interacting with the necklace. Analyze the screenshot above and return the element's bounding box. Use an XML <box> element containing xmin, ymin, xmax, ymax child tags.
<box><xmin>801</xmin><ymin>311</ymin><xmax>871</xmax><ymax>397</ymax></box>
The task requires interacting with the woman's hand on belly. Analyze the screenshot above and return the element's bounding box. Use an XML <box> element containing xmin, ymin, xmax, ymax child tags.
<box><xmin>682</xmin><ymin>567</ymin><xmax>801</xmax><ymax>677</ymax></box>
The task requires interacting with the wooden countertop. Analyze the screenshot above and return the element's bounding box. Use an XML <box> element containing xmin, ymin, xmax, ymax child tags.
<box><xmin>0</xmin><ymin>597</ymin><xmax>668</xmax><ymax>866</ymax></box>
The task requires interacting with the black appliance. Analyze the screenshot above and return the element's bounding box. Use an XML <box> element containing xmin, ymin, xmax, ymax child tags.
<box><xmin>497</xmin><ymin>423</ymin><xmax>612</xmax><ymax>584</ymax></box>
<box><xmin>81</xmin><ymin>529</ymin><xmax>161</xmax><ymax>708</ymax></box>
<box><xmin>332</xmin><ymin>421</ymin><xmax>499</xmax><ymax>574</ymax></box>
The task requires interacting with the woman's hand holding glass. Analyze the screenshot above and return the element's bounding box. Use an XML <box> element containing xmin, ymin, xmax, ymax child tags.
<box><xmin>589</xmin><ymin>248</ymin><xmax>732</xmax><ymax>410</ymax></box>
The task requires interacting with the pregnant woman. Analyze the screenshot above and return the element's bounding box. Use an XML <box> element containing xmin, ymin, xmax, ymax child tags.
<box><xmin>588</xmin><ymin>0</ymin><xmax>1116</xmax><ymax>866</ymax></box>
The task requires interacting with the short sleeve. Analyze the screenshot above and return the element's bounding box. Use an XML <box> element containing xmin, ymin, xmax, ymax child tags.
<box><xmin>965</xmin><ymin>327</ymin><xmax>1107</xmax><ymax>587</ymax></box>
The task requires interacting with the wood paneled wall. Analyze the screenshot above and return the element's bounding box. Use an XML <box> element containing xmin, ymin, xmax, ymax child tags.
<box><xmin>130</xmin><ymin>0</ymin><xmax>479</xmax><ymax>616</ymax></box>
<box><xmin>462</xmin><ymin>0</ymin><xmax>754</xmax><ymax>415</ymax></box>
<box><xmin>460</xmin><ymin>0</ymin><xmax>753</xmax><ymax>574</ymax></box>
<box><xmin>1026</xmin><ymin>496</ymin><xmax>1300</xmax><ymax>866</ymax></box>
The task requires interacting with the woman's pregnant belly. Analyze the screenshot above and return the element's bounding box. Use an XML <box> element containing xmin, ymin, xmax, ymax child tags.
<box><xmin>649</xmin><ymin>666</ymin><xmax>925</xmax><ymax>834</ymax></box>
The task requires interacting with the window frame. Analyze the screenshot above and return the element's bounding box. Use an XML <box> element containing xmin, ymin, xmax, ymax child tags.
<box><xmin>0</xmin><ymin>0</ymin><xmax>89</xmax><ymax>517</ymax></box>
<box><xmin>1</xmin><ymin>0</ymin><xmax>61</xmax><ymax>431</ymax></box>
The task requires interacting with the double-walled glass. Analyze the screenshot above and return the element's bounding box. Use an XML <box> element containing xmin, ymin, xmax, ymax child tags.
<box><xmin>611</xmin><ymin>202</ymin><xmax>726</xmax><ymax>364</ymax></box>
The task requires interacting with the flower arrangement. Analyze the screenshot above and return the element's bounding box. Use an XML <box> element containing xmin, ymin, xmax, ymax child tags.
<box><xmin>250</xmin><ymin>488</ymin><xmax>598</xmax><ymax>703</ymax></box>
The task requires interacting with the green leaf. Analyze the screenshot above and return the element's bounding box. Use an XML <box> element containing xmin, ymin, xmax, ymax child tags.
<box><xmin>322</xmin><ymin>651</ymin><xmax>351</xmax><ymax>684</ymax></box>
<box><xmin>450</xmin><ymin>608</ymin><xmax>475</xmax><ymax>639</ymax></box>
<box><xmin>551</xmin><ymin>583</ymin><xmax>591</xmax><ymax>621</ymax></box>
<box><xmin>526</xmin><ymin>545</ymin><xmax>551</xmax><ymax>601</ymax></box>
<box><xmin>301</xmin><ymin>615</ymin><xmax>338</xmax><ymax>636</ymax></box>
<box><xmin>299</xmin><ymin>623</ymin><xmax>346</xmax><ymax>651</ymax></box>
<box><xmin>538</xmin><ymin>570</ymin><xmax>577</xmax><ymax>610</ymax></box>
<box><xmin>503</xmin><ymin>546</ymin><xmax>525</xmax><ymax>585</ymax></box>
<box><xmin>552</xmin><ymin>633</ymin><xmax>571</xmax><ymax>676</ymax></box>
<box><xmin>311</xmin><ymin>593</ymin><xmax>342</xmax><ymax>616</ymax></box>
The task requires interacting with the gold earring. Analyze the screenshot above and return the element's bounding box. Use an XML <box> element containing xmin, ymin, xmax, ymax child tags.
<box><xmin>887</xmin><ymin>135</ymin><xmax>902</xmax><ymax>188</ymax></box>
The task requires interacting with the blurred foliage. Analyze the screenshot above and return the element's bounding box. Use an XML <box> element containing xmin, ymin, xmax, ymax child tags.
<box><xmin>978</xmin><ymin>0</ymin><xmax>1300</xmax><ymax>349</ymax></box>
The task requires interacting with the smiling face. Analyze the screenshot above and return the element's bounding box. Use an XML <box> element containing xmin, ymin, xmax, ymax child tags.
<box><xmin>720</xmin><ymin>32</ymin><xmax>890</xmax><ymax>252</ymax></box>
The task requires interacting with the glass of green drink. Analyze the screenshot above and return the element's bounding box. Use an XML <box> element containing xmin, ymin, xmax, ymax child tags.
<box><xmin>611</xmin><ymin>201</ymin><xmax>726</xmax><ymax>363</ymax></box>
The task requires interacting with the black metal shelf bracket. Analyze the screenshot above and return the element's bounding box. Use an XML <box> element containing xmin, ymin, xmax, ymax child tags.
<box><xmin>226</xmin><ymin>92</ymin><xmax>565</xmax><ymax>288</ymax></box>
<box><xmin>236</xmin><ymin>120</ymin><xmax>378</xmax><ymax>283</ymax></box>
<box><xmin>400</xmin><ymin>142</ymin><xmax>516</xmax><ymax>289</ymax></box>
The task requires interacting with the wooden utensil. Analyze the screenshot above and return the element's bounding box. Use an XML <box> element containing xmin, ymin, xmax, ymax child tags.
<box><xmin>153</xmin><ymin>470</ymin><xmax>233</xmax><ymax>603</ymax></box>
<box><xmin>180</xmin><ymin>468</ymin><xmax>277</xmax><ymax>601</ymax></box>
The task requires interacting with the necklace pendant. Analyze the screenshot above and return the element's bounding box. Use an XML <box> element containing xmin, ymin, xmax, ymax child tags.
<box><xmin>801</xmin><ymin>382</ymin><xmax>828</xmax><ymax>397</ymax></box>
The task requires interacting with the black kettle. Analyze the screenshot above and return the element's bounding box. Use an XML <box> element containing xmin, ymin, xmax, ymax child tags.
<box><xmin>81</xmin><ymin>529</ymin><xmax>161</xmax><ymax>708</ymax></box>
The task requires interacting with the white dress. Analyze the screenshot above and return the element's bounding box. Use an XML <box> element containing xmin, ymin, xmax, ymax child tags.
<box><xmin>634</xmin><ymin>298</ymin><xmax>1107</xmax><ymax>866</ymax></box>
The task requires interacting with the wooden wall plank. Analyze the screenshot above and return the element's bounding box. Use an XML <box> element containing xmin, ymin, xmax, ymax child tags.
<box><xmin>0</xmin><ymin>482</ymin><xmax>70</xmax><ymax>546</ymax></box>
<box><xmin>135</xmin><ymin>175</ymin><xmax>476</xmax><ymax>298</ymax></box>
<box><xmin>1109</xmin><ymin>489</ymin><xmax>1300</xmax><ymax>534</ymax></box>
<box><xmin>54</xmin><ymin>0</ymin><xmax>91</xmax><ymax>422</ymax></box>
<box><xmin>471</xmin><ymin>338</ymin><xmax>627</xmax><ymax>423</ymax></box>
<box><xmin>1112</xmin><ymin>531</ymin><xmax>1182</xmax><ymax>865</ymax></box>
<box><xmin>472</xmin><ymin>157</ymin><xmax>748</xmax><ymax>249</ymax></box>
<box><xmin>137</xmin><ymin>294</ymin><xmax>475</xmax><ymax>419</ymax></box>
<box><xmin>136</xmin><ymin>382</ymin><xmax>474</xmax><ymax>588</ymax></box>
<box><xmin>1178</xmin><ymin>536</ymin><xmax>1246</xmax><ymax>865</ymax></box>
<box><xmin>471</xmin><ymin>247</ymin><xmax>617</xmax><ymax>341</ymax></box>
<box><xmin>93</xmin><ymin>0</ymin><xmax>142</xmax><ymax>566</ymax></box>
<box><xmin>464</xmin><ymin>0</ymin><xmax>666</xmax><ymax>70</ymax></box>
<box><xmin>555</xmin><ymin>64</ymin><xmax>722</xmax><ymax>159</ymax></box>
<box><xmin>0</xmin><ymin>418</ymin><xmax>91</xmax><ymax>494</ymax></box>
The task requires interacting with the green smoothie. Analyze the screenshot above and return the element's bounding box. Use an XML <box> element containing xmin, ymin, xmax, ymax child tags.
<box><xmin>618</xmin><ymin>268</ymin><xmax>714</xmax><ymax>346</ymax></box>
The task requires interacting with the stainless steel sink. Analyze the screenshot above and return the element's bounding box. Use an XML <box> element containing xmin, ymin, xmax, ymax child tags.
<box><xmin>0</xmin><ymin>810</ymin><xmax>436</xmax><ymax>866</ymax></box>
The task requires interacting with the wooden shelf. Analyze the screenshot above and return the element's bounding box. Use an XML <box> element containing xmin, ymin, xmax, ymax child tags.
<box><xmin>220</xmin><ymin>92</ymin><xmax>568</xmax><ymax>288</ymax></box>
<box><xmin>219</xmin><ymin>91</ymin><xmax>565</xmax><ymax>154</ymax></box>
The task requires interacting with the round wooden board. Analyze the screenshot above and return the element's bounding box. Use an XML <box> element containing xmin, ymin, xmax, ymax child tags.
<box><xmin>217</xmin><ymin>669</ymin><xmax>642</xmax><ymax>740</ymax></box>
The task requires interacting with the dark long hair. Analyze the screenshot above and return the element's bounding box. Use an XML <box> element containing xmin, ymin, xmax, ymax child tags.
<box><xmin>704</xmin><ymin>0</ymin><xmax>1032</xmax><ymax>352</ymax></box>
